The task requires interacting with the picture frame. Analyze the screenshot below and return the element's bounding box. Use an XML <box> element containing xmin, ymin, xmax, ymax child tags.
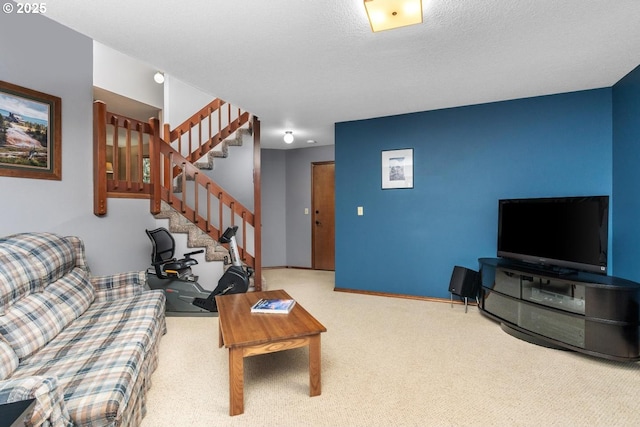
<box><xmin>382</xmin><ymin>148</ymin><xmax>413</xmax><ymax>189</ymax></box>
<box><xmin>0</xmin><ymin>81</ymin><xmax>62</xmax><ymax>180</ymax></box>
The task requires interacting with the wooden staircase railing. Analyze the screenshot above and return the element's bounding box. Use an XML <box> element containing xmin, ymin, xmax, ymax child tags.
<box><xmin>93</xmin><ymin>102</ymin><xmax>152</xmax><ymax>205</ymax></box>
<box><xmin>93</xmin><ymin>100</ymin><xmax>262</xmax><ymax>289</ymax></box>
<box><xmin>150</xmin><ymin>119</ymin><xmax>256</xmax><ymax>267</ymax></box>
<box><xmin>164</xmin><ymin>98</ymin><xmax>251</xmax><ymax>167</ymax></box>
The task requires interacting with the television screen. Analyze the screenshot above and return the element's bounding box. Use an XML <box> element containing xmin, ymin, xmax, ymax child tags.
<box><xmin>497</xmin><ymin>196</ymin><xmax>609</xmax><ymax>274</ymax></box>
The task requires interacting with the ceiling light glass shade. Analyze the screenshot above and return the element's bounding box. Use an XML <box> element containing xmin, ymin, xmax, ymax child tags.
<box><xmin>153</xmin><ymin>72</ymin><xmax>165</xmax><ymax>84</ymax></box>
<box><xmin>283</xmin><ymin>131</ymin><xmax>294</xmax><ymax>144</ymax></box>
<box><xmin>364</xmin><ymin>0</ymin><xmax>423</xmax><ymax>32</ymax></box>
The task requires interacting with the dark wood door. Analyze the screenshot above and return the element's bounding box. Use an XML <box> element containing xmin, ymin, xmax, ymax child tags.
<box><xmin>312</xmin><ymin>162</ymin><xmax>335</xmax><ymax>270</ymax></box>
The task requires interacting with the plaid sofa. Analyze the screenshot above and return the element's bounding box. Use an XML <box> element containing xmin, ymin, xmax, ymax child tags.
<box><xmin>0</xmin><ymin>232</ymin><xmax>166</xmax><ymax>427</ymax></box>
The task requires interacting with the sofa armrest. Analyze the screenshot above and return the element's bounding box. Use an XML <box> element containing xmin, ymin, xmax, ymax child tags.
<box><xmin>0</xmin><ymin>375</ymin><xmax>71</xmax><ymax>426</ymax></box>
<box><xmin>91</xmin><ymin>271</ymin><xmax>147</xmax><ymax>302</ymax></box>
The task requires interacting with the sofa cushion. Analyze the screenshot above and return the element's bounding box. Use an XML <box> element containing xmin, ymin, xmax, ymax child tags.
<box><xmin>0</xmin><ymin>267</ymin><xmax>94</xmax><ymax>360</ymax></box>
<box><xmin>0</xmin><ymin>293</ymin><xmax>68</xmax><ymax>360</ymax></box>
<box><xmin>0</xmin><ymin>248</ymin><xmax>46</xmax><ymax>316</ymax></box>
<box><xmin>7</xmin><ymin>232</ymin><xmax>77</xmax><ymax>282</ymax></box>
<box><xmin>15</xmin><ymin>290</ymin><xmax>165</xmax><ymax>426</ymax></box>
<box><xmin>44</xmin><ymin>267</ymin><xmax>95</xmax><ymax>324</ymax></box>
<box><xmin>0</xmin><ymin>232</ymin><xmax>79</xmax><ymax>315</ymax></box>
<box><xmin>0</xmin><ymin>338</ymin><xmax>18</xmax><ymax>380</ymax></box>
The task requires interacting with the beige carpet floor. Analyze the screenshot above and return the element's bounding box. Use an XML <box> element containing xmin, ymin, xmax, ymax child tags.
<box><xmin>140</xmin><ymin>268</ymin><xmax>640</xmax><ymax>426</ymax></box>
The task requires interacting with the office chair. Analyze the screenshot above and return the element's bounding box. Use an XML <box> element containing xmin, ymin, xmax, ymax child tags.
<box><xmin>146</xmin><ymin>227</ymin><xmax>203</xmax><ymax>280</ymax></box>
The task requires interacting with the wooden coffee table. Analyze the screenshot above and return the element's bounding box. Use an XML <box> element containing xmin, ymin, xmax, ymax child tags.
<box><xmin>216</xmin><ymin>289</ymin><xmax>327</xmax><ymax>416</ymax></box>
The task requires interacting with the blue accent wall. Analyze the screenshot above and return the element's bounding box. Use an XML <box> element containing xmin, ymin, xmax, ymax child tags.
<box><xmin>613</xmin><ymin>64</ymin><xmax>640</xmax><ymax>281</ymax></box>
<box><xmin>335</xmin><ymin>89</ymin><xmax>613</xmax><ymax>298</ymax></box>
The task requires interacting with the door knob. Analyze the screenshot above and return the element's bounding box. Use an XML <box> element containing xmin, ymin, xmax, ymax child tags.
<box><xmin>315</xmin><ymin>221</ymin><xmax>321</xmax><ymax>225</ymax></box>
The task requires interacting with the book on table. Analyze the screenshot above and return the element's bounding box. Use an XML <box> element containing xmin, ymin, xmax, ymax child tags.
<box><xmin>251</xmin><ymin>298</ymin><xmax>296</xmax><ymax>314</ymax></box>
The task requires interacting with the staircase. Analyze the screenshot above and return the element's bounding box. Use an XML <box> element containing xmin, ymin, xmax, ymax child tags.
<box><xmin>195</xmin><ymin>128</ymin><xmax>250</xmax><ymax>170</ymax></box>
<box><xmin>93</xmin><ymin>97</ymin><xmax>262</xmax><ymax>291</ymax></box>
<box><xmin>154</xmin><ymin>200</ymin><xmax>265</xmax><ymax>290</ymax></box>
<box><xmin>175</xmin><ymin>127</ymin><xmax>251</xmax><ymax>191</ymax></box>
<box><xmin>154</xmin><ymin>200</ymin><xmax>228</xmax><ymax>262</ymax></box>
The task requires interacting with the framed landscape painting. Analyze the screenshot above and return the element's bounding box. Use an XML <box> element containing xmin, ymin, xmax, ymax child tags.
<box><xmin>0</xmin><ymin>81</ymin><xmax>61</xmax><ymax>180</ymax></box>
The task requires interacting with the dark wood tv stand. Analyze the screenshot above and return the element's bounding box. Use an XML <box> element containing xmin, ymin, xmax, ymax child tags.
<box><xmin>478</xmin><ymin>258</ymin><xmax>640</xmax><ymax>362</ymax></box>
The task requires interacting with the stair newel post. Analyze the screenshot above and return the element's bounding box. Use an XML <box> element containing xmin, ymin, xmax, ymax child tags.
<box><xmin>218</xmin><ymin>105</ymin><xmax>222</xmax><ymax>142</ymax></box>
<box><xmin>252</xmin><ymin>115</ymin><xmax>262</xmax><ymax>290</ymax></box>
<box><xmin>178</xmin><ymin>130</ymin><xmax>184</xmax><ymax>157</ymax></box>
<box><xmin>167</xmin><ymin>151</ymin><xmax>175</xmax><ymax>205</ymax></box>
<box><xmin>136</xmin><ymin>122</ymin><xmax>144</xmax><ymax>192</ymax></box>
<box><xmin>208</xmin><ymin>108</ymin><xmax>213</xmax><ymax>153</ymax></box>
<box><xmin>124</xmin><ymin>119</ymin><xmax>132</xmax><ymax>190</ymax></box>
<box><xmin>206</xmin><ymin>182</ymin><xmax>211</xmax><ymax>232</ymax></box>
<box><xmin>93</xmin><ymin>101</ymin><xmax>108</xmax><ymax>216</ymax></box>
<box><xmin>149</xmin><ymin>117</ymin><xmax>162</xmax><ymax>214</ymax></box>
<box><xmin>197</xmin><ymin>116</ymin><xmax>203</xmax><ymax>155</ymax></box>
<box><xmin>111</xmin><ymin>115</ymin><xmax>120</xmax><ymax>190</ymax></box>
<box><xmin>241</xmin><ymin>211</ymin><xmax>247</xmax><ymax>262</ymax></box>
<box><xmin>163</xmin><ymin>124</ymin><xmax>172</xmax><ymax>191</ymax></box>
<box><xmin>218</xmin><ymin>192</ymin><xmax>224</xmax><ymax>238</ymax></box>
<box><xmin>188</xmin><ymin>122</ymin><xmax>193</xmax><ymax>157</ymax></box>
<box><xmin>181</xmin><ymin>163</ymin><xmax>187</xmax><ymax>213</ymax></box>
<box><xmin>193</xmin><ymin>171</ymin><xmax>199</xmax><ymax>224</ymax></box>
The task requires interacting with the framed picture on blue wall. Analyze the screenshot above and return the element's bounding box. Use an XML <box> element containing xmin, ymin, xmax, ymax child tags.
<box><xmin>382</xmin><ymin>148</ymin><xmax>413</xmax><ymax>189</ymax></box>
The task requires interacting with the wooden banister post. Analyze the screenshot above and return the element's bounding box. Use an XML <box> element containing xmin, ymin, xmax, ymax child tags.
<box><xmin>149</xmin><ymin>117</ymin><xmax>162</xmax><ymax>214</ymax></box>
<box><xmin>93</xmin><ymin>101</ymin><xmax>108</xmax><ymax>216</ymax></box>
<box><xmin>162</xmin><ymin>123</ymin><xmax>172</xmax><ymax>190</ymax></box>
<box><xmin>252</xmin><ymin>116</ymin><xmax>262</xmax><ymax>291</ymax></box>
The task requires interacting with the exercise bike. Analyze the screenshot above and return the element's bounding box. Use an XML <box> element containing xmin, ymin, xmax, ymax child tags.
<box><xmin>192</xmin><ymin>226</ymin><xmax>252</xmax><ymax>312</ymax></box>
<box><xmin>145</xmin><ymin>226</ymin><xmax>250</xmax><ymax>315</ymax></box>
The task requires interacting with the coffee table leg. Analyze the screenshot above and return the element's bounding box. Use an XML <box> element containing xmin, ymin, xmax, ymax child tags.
<box><xmin>309</xmin><ymin>334</ymin><xmax>321</xmax><ymax>396</ymax></box>
<box><xmin>229</xmin><ymin>347</ymin><xmax>244</xmax><ymax>415</ymax></box>
<box><xmin>218</xmin><ymin>320</ymin><xmax>223</xmax><ymax>348</ymax></box>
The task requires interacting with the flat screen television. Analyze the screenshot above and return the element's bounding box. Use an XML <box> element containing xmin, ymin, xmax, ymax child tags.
<box><xmin>497</xmin><ymin>195</ymin><xmax>609</xmax><ymax>275</ymax></box>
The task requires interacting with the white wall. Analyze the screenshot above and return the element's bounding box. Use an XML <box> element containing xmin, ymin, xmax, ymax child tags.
<box><xmin>164</xmin><ymin>76</ymin><xmax>216</xmax><ymax>125</ymax></box>
<box><xmin>93</xmin><ymin>41</ymin><xmax>163</xmax><ymax>109</ymax></box>
<box><xmin>0</xmin><ymin>13</ymin><xmax>157</xmax><ymax>275</ymax></box>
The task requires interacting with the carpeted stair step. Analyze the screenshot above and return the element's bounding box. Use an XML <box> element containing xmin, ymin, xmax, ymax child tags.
<box><xmin>153</xmin><ymin>201</ymin><xmax>228</xmax><ymax>262</ymax></box>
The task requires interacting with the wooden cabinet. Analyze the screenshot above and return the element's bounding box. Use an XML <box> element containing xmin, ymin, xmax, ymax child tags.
<box><xmin>478</xmin><ymin>258</ymin><xmax>640</xmax><ymax>361</ymax></box>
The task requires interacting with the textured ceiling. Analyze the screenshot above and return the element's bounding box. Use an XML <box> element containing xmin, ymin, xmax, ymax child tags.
<box><xmin>43</xmin><ymin>0</ymin><xmax>640</xmax><ymax>149</ymax></box>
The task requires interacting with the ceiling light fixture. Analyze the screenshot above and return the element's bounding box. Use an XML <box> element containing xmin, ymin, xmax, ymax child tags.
<box><xmin>283</xmin><ymin>131</ymin><xmax>294</xmax><ymax>144</ymax></box>
<box><xmin>153</xmin><ymin>72</ymin><xmax>165</xmax><ymax>84</ymax></box>
<box><xmin>364</xmin><ymin>0</ymin><xmax>423</xmax><ymax>32</ymax></box>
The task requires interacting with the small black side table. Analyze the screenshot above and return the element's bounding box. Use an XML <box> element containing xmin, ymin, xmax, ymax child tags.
<box><xmin>0</xmin><ymin>398</ymin><xmax>36</xmax><ymax>427</ymax></box>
